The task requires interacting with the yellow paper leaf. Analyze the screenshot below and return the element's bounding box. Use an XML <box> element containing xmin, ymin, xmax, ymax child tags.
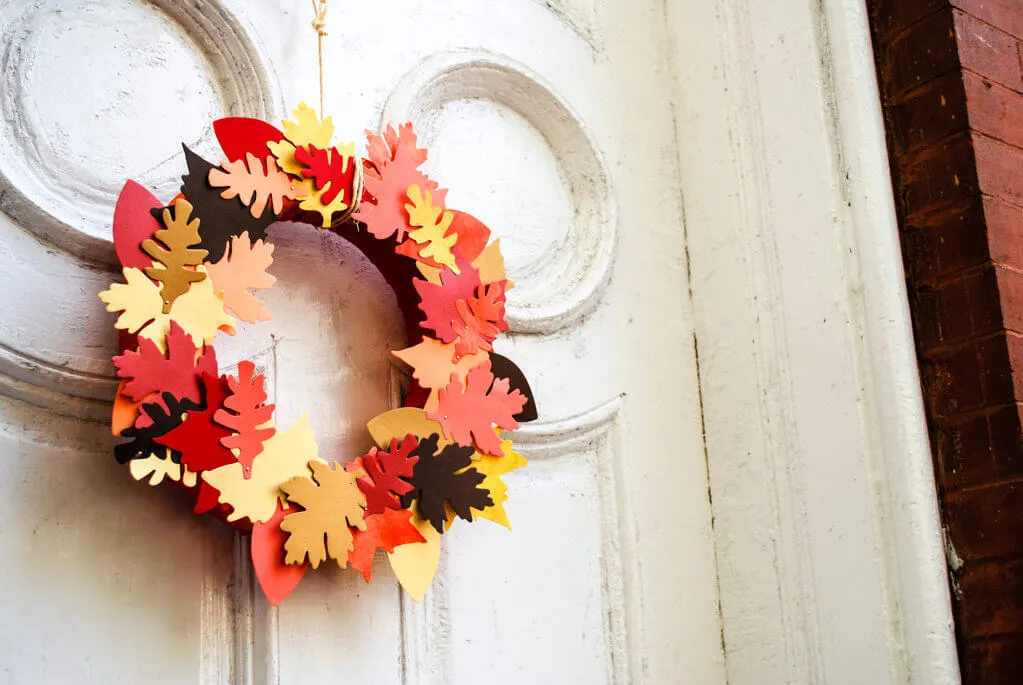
<box><xmin>143</xmin><ymin>198</ymin><xmax>208</xmax><ymax>312</ymax></box>
<box><xmin>387</xmin><ymin>502</ymin><xmax>442</xmax><ymax>602</ymax></box>
<box><xmin>469</xmin><ymin>435</ymin><xmax>527</xmax><ymax>529</ymax></box>
<box><xmin>129</xmin><ymin>447</ymin><xmax>198</xmax><ymax>487</ymax></box>
<box><xmin>137</xmin><ymin>267</ymin><xmax>236</xmax><ymax>352</ymax></box>
<box><xmin>99</xmin><ymin>267</ymin><xmax>164</xmax><ymax>334</ymax></box>
<box><xmin>267</xmin><ymin>139</ymin><xmax>303</xmax><ymax>176</ymax></box>
<box><xmin>269</xmin><ymin>102</ymin><xmax>334</xmax><ymax>175</ymax></box>
<box><xmin>392</xmin><ymin>338</ymin><xmax>488</xmax><ymax>411</ymax></box>
<box><xmin>474</xmin><ymin>239</ymin><xmax>507</xmax><ymax>285</ymax></box>
<box><xmin>280</xmin><ymin>460</ymin><xmax>367</xmax><ymax>569</ymax></box>
<box><xmin>202</xmin><ymin>414</ymin><xmax>324</xmax><ymax>524</ymax></box>
<box><xmin>406</xmin><ymin>185</ymin><xmax>458</xmax><ymax>271</ymax></box>
<box><xmin>366</xmin><ymin>407</ymin><xmax>451</xmax><ymax>450</ymax></box>
<box><xmin>296</xmin><ymin>177</ymin><xmax>349</xmax><ymax>228</ymax></box>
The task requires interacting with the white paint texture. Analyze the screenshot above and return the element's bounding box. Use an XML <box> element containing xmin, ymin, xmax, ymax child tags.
<box><xmin>0</xmin><ymin>0</ymin><xmax>727</xmax><ymax>683</ymax></box>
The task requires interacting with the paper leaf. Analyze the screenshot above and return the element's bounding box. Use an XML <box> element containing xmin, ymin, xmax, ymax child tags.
<box><xmin>113</xmin><ymin>180</ymin><xmax>162</xmax><ymax>270</ymax></box>
<box><xmin>114</xmin><ymin>392</ymin><xmax>200</xmax><ymax>464</ymax></box>
<box><xmin>400</xmin><ymin>209</ymin><xmax>492</xmax><ymax>272</ymax></box>
<box><xmin>349</xmin><ymin>508</ymin><xmax>425</xmax><ymax>582</ymax></box>
<box><xmin>401</xmin><ymin>434</ymin><xmax>492</xmax><ymax>534</ymax></box>
<box><xmin>280</xmin><ymin>460</ymin><xmax>367</xmax><ymax>569</ymax></box>
<box><xmin>415</xmin><ymin>260</ymin><xmax>509</xmax><ymax>358</ymax></box>
<box><xmin>295</xmin><ymin>176</ymin><xmax>350</xmax><ymax>228</ymax></box>
<box><xmin>201</xmin><ymin>413</ymin><xmax>322</xmax><ymax>524</ymax></box>
<box><xmin>180</xmin><ymin>145</ymin><xmax>277</xmax><ymax>263</ymax></box>
<box><xmin>392</xmin><ymin>338</ymin><xmax>488</xmax><ymax>411</ymax></box>
<box><xmin>129</xmin><ymin>447</ymin><xmax>197</xmax><ymax>487</ymax></box>
<box><xmin>387</xmin><ymin>503</ymin><xmax>441</xmax><ymax>602</ymax></box>
<box><xmin>295</xmin><ymin>143</ymin><xmax>356</xmax><ymax>207</ymax></box>
<box><xmin>145</xmin><ymin>269</ymin><xmax>236</xmax><ymax>348</ymax></box>
<box><xmin>428</xmin><ymin>360</ymin><xmax>526</xmax><ymax>456</ymax></box>
<box><xmin>213</xmin><ymin>117</ymin><xmax>285</xmax><ymax>162</ymax></box>
<box><xmin>99</xmin><ymin>267</ymin><xmax>165</xmax><ymax>335</ymax></box>
<box><xmin>268</xmin><ymin>102</ymin><xmax>334</xmax><ymax>176</ymax></box>
<box><xmin>213</xmin><ymin>361</ymin><xmax>276</xmax><ymax>478</ymax></box>
<box><xmin>366</xmin><ymin>407</ymin><xmax>452</xmax><ymax>450</ymax></box>
<box><xmin>356</xmin><ymin>435</ymin><xmax>419</xmax><ymax>515</ymax></box>
<box><xmin>143</xmin><ymin>198</ymin><xmax>208</xmax><ymax>312</ymax></box>
<box><xmin>205</xmin><ymin>232</ymin><xmax>276</xmax><ymax>324</ymax></box>
<box><xmin>471</xmin><ymin>435</ymin><xmax>527</xmax><ymax>529</ymax></box>
<box><xmin>252</xmin><ymin>501</ymin><xmax>307</xmax><ymax>606</ymax></box>
<box><xmin>113</xmin><ymin>321</ymin><xmax>217</xmax><ymax>408</ymax></box>
<box><xmin>355</xmin><ymin>123</ymin><xmax>445</xmax><ymax>241</ymax></box>
<box><xmin>111</xmin><ymin>379</ymin><xmax>141</xmax><ymax>435</ymax></box>
<box><xmin>154</xmin><ymin>372</ymin><xmax>236</xmax><ymax>473</ymax></box>
<box><xmin>405</xmin><ymin>185</ymin><xmax>458</xmax><ymax>271</ymax></box>
<box><xmin>489</xmin><ymin>352</ymin><xmax>538</xmax><ymax>423</ymax></box>
<box><xmin>473</xmin><ymin>239</ymin><xmax>507</xmax><ymax>285</ymax></box>
<box><xmin>208</xmin><ymin>153</ymin><xmax>304</xmax><ymax>219</ymax></box>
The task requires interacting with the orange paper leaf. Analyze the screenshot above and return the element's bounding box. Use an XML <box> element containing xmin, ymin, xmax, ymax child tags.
<box><xmin>348</xmin><ymin>508</ymin><xmax>426</xmax><ymax>582</ymax></box>
<box><xmin>208</xmin><ymin>153</ymin><xmax>305</xmax><ymax>218</ymax></box>
<box><xmin>213</xmin><ymin>361</ymin><xmax>276</xmax><ymax>478</ymax></box>
<box><xmin>280</xmin><ymin>460</ymin><xmax>367</xmax><ymax>569</ymax></box>
<box><xmin>428</xmin><ymin>360</ymin><xmax>527</xmax><ymax>456</ymax></box>
<box><xmin>205</xmin><ymin>232</ymin><xmax>276</xmax><ymax>324</ymax></box>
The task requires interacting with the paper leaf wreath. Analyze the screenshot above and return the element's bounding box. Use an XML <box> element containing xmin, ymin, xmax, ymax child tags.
<box><xmin>100</xmin><ymin>103</ymin><xmax>537</xmax><ymax>605</ymax></box>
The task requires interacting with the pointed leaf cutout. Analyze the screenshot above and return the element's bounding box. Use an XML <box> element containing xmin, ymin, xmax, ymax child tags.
<box><xmin>205</xmin><ymin>232</ymin><xmax>276</xmax><ymax>324</ymax></box>
<box><xmin>213</xmin><ymin>361</ymin><xmax>276</xmax><ymax>478</ymax></box>
<box><xmin>488</xmin><ymin>352</ymin><xmax>538</xmax><ymax>422</ymax></box>
<box><xmin>356</xmin><ymin>435</ymin><xmax>419</xmax><ymax>515</ymax></box>
<box><xmin>143</xmin><ymin>198</ymin><xmax>208</xmax><ymax>312</ymax></box>
<box><xmin>213</xmin><ymin>117</ymin><xmax>285</xmax><ymax>163</ymax></box>
<box><xmin>115</xmin><ymin>392</ymin><xmax>200</xmax><ymax>464</ymax></box>
<box><xmin>295</xmin><ymin>143</ymin><xmax>355</xmax><ymax>207</ymax></box>
<box><xmin>252</xmin><ymin>501</ymin><xmax>307</xmax><ymax>606</ymax></box>
<box><xmin>405</xmin><ymin>185</ymin><xmax>458</xmax><ymax>271</ymax></box>
<box><xmin>155</xmin><ymin>372</ymin><xmax>235</xmax><ymax>473</ymax></box>
<box><xmin>202</xmin><ymin>413</ymin><xmax>322</xmax><ymax>524</ymax></box>
<box><xmin>267</xmin><ymin>102</ymin><xmax>334</xmax><ymax>176</ymax></box>
<box><xmin>392</xmin><ymin>338</ymin><xmax>487</xmax><ymax>411</ymax></box>
<box><xmin>113</xmin><ymin>180</ymin><xmax>162</xmax><ymax>270</ymax></box>
<box><xmin>356</xmin><ymin>123</ymin><xmax>445</xmax><ymax>241</ymax></box>
<box><xmin>471</xmin><ymin>434</ymin><xmax>528</xmax><ymax>529</ymax></box>
<box><xmin>129</xmin><ymin>447</ymin><xmax>197</xmax><ymax>487</ymax></box>
<box><xmin>112</xmin><ymin>379</ymin><xmax>141</xmax><ymax>435</ymax></box>
<box><xmin>113</xmin><ymin>321</ymin><xmax>218</xmax><ymax>410</ymax></box>
<box><xmin>401</xmin><ymin>434</ymin><xmax>492</xmax><ymax>534</ymax></box>
<box><xmin>401</xmin><ymin>210</ymin><xmax>492</xmax><ymax>272</ymax></box>
<box><xmin>208</xmin><ymin>153</ymin><xmax>304</xmax><ymax>219</ymax></box>
<box><xmin>280</xmin><ymin>460</ymin><xmax>367</xmax><ymax>569</ymax></box>
<box><xmin>428</xmin><ymin>360</ymin><xmax>526</xmax><ymax>456</ymax></box>
<box><xmin>348</xmin><ymin>508</ymin><xmax>425</xmax><ymax>582</ymax></box>
<box><xmin>180</xmin><ymin>145</ymin><xmax>276</xmax><ymax>263</ymax></box>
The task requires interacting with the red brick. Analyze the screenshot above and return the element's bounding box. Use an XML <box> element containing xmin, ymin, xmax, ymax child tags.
<box><xmin>871</xmin><ymin>0</ymin><xmax>947</xmax><ymax>40</ymax></box>
<box><xmin>964</xmin><ymin>637</ymin><xmax>1023</xmax><ymax>684</ymax></box>
<box><xmin>935</xmin><ymin>412</ymin><xmax>992</xmax><ymax>488</ymax></box>
<box><xmin>923</xmin><ymin>344</ymin><xmax>985</xmax><ymax>417</ymax></box>
<box><xmin>881</xmin><ymin>8</ymin><xmax>960</xmax><ymax>98</ymax></box>
<box><xmin>980</xmin><ymin>334</ymin><xmax>1016</xmax><ymax>404</ymax></box>
<box><xmin>904</xmin><ymin>197</ymin><xmax>990</xmax><ymax>283</ymax></box>
<box><xmin>975</xmin><ymin>135</ymin><xmax>1023</xmax><ymax>207</ymax></box>
<box><xmin>890</xmin><ymin>70</ymin><xmax>969</xmax><ymax>156</ymax></box>
<box><xmin>955</xmin><ymin>10</ymin><xmax>1023</xmax><ymax>91</ymax></box>
<box><xmin>989</xmin><ymin>404</ymin><xmax>1023</xmax><ymax>470</ymax></box>
<box><xmin>996</xmin><ymin>266</ymin><xmax>1023</xmax><ymax>334</ymax></box>
<box><xmin>959</xmin><ymin>558</ymin><xmax>1023</xmax><ymax>636</ymax></box>
<box><xmin>945</xmin><ymin>481</ymin><xmax>1023</xmax><ymax>559</ymax></box>
<box><xmin>903</xmin><ymin>133</ymin><xmax>981</xmax><ymax>215</ymax></box>
<box><xmin>954</xmin><ymin>0</ymin><xmax>1023</xmax><ymax>41</ymax></box>
<box><xmin>964</xmin><ymin>72</ymin><xmax>1023</xmax><ymax>148</ymax></box>
<box><xmin>986</xmin><ymin>196</ymin><xmax>1023</xmax><ymax>270</ymax></box>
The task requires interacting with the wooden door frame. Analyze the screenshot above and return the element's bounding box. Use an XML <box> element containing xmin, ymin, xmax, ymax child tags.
<box><xmin>665</xmin><ymin>0</ymin><xmax>959</xmax><ymax>682</ymax></box>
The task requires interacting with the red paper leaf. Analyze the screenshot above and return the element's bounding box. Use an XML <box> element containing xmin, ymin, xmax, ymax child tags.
<box><xmin>355</xmin><ymin>123</ymin><xmax>445</xmax><ymax>241</ymax></box>
<box><xmin>154</xmin><ymin>372</ymin><xmax>236</xmax><ymax>472</ymax></box>
<box><xmin>414</xmin><ymin>257</ymin><xmax>480</xmax><ymax>345</ymax></box>
<box><xmin>451</xmin><ymin>281</ymin><xmax>508</xmax><ymax>357</ymax></box>
<box><xmin>214</xmin><ymin>117</ymin><xmax>285</xmax><ymax>163</ymax></box>
<box><xmin>428</xmin><ymin>360</ymin><xmax>527</xmax><ymax>455</ymax></box>
<box><xmin>356</xmin><ymin>435</ymin><xmax>419</xmax><ymax>515</ymax></box>
<box><xmin>295</xmin><ymin>144</ymin><xmax>355</xmax><ymax>206</ymax></box>
<box><xmin>113</xmin><ymin>321</ymin><xmax>218</xmax><ymax>412</ymax></box>
<box><xmin>113</xmin><ymin>180</ymin><xmax>162</xmax><ymax>270</ymax></box>
<box><xmin>193</xmin><ymin>481</ymin><xmax>225</xmax><ymax>515</ymax></box>
<box><xmin>348</xmin><ymin>508</ymin><xmax>426</xmax><ymax>582</ymax></box>
<box><xmin>213</xmin><ymin>360</ymin><xmax>276</xmax><ymax>478</ymax></box>
<box><xmin>252</xmin><ymin>501</ymin><xmax>307</xmax><ymax>606</ymax></box>
<box><xmin>415</xmin><ymin>258</ymin><xmax>508</xmax><ymax>357</ymax></box>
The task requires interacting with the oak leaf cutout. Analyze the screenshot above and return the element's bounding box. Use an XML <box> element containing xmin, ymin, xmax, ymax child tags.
<box><xmin>427</xmin><ymin>360</ymin><xmax>526</xmax><ymax>456</ymax></box>
<box><xmin>280</xmin><ymin>460</ymin><xmax>367</xmax><ymax>569</ymax></box>
<box><xmin>205</xmin><ymin>232</ymin><xmax>276</xmax><ymax>323</ymax></box>
<box><xmin>415</xmin><ymin>258</ymin><xmax>509</xmax><ymax>358</ymax></box>
<box><xmin>129</xmin><ymin>447</ymin><xmax>198</xmax><ymax>487</ymax></box>
<box><xmin>405</xmin><ymin>185</ymin><xmax>458</xmax><ymax>271</ymax></box>
<box><xmin>208</xmin><ymin>153</ymin><xmax>304</xmax><ymax>219</ymax></box>
<box><xmin>401</xmin><ymin>434</ymin><xmax>492</xmax><ymax>534</ymax></box>
<box><xmin>356</xmin><ymin>435</ymin><xmax>419</xmax><ymax>515</ymax></box>
<box><xmin>142</xmin><ymin>198</ymin><xmax>208</xmax><ymax>312</ymax></box>
<box><xmin>201</xmin><ymin>413</ymin><xmax>322</xmax><ymax>524</ymax></box>
<box><xmin>268</xmin><ymin>102</ymin><xmax>334</xmax><ymax>176</ymax></box>
<box><xmin>113</xmin><ymin>321</ymin><xmax>218</xmax><ymax>411</ymax></box>
<box><xmin>114</xmin><ymin>392</ymin><xmax>200</xmax><ymax>464</ymax></box>
<box><xmin>295</xmin><ymin>143</ymin><xmax>355</xmax><ymax>207</ymax></box>
<box><xmin>348</xmin><ymin>508</ymin><xmax>426</xmax><ymax>582</ymax></box>
<box><xmin>214</xmin><ymin>360</ymin><xmax>276</xmax><ymax>478</ymax></box>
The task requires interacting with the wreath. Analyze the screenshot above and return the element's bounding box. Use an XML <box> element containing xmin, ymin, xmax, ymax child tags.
<box><xmin>99</xmin><ymin>103</ymin><xmax>537</xmax><ymax>605</ymax></box>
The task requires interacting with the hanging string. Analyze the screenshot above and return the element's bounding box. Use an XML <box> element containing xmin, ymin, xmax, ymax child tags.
<box><xmin>310</xmin><ymin>0</ymin><xmax>328</xmax><ymax>116</ymax></box>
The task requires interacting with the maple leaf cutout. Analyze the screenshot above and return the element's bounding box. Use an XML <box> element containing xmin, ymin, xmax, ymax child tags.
<box><xmin>392</xmin><ymin>338</ymin><xmax>488</xmax><ymax>411</ymax></box>
<box><xmin>405</xmin><ymin>185</ymin><xmax>458</xmax><ymax>271</ymax></box>
<box><xmin>113</xmin><ymin>321</ymin><xmax>218</xmax><ymax>410</ymax></box>
<box><xmin>214</xmin><ymin>360</ymin><xmax>276</xmax><ymax>478</ymax></box>
<box><xmin>99</xmin><ymin>267</ymin><xmax>165</xmax><ymax>334</ymax></box>
<box><xmin>201</xmin><ymin>413</ymin><xmax>322</xmax><ymax>524</ymax></box>
<box><xmin>295</xmin><ymin>143</ymin><xmax>356</xmax><ymax>206</ymax></box>
<box><xmin>348</xmin><ymin>508</ymin><xmax>425</xmax><ymax>582</ymax></box>
<box><xmin>355</xmin><ymin>123</ymin><xmax>445</xmax><ymax>241</ymax></box>
<box><xmin>208</xmin><ymin>153</ymin><xmax>305</xmax><ymax>219</ymax></box>
<box><xmin>428</xmin><ymin>360</ymin><xmax>527</xmax><ymax>456</ymax></box>
<box><xmin>142</xmin><ymin>198</ymin><xmax>208</xmax><ymax>312</ymax></box>
<box><xmin>415</xmin><ymin>259</ymin><xmax>509</xmax><ymax>357</ymax></box>
<box><xmin>356</xmin><ymin>435</ymin><xmax>419</xmax><ymax>515</ymax></box>
<box><xmin>154</xmin><ymin>372</ymin><xmax>236</xmax><ymax>473</ymax></box>
<box><xmin>471</xmin><ymin>435</ymin><xmax>528</xmax><ymax>530</ymax></box>
<box><xmin>280</xmin><ymin>460</ymin><xmax>368</xmax><ymax>569</ymax></box>
<box><xmin>268</xmin><ymin>102</ymin><xmax>334</xmax><ymax>176</ymax></box>
<box><xmin>401</xmin><ymin>434</ymin><xmax>492</xmax><ymax>534</ymax></box>
<box><xmin>205</xmin><ymin>232</ymin><xmax>276</xmax><ymax>324</ymax></box>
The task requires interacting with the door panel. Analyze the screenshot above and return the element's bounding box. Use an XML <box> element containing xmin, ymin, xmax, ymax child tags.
<box><xmin>0</xmin><ymin>0</ymin><xmax>724</xmax><ymax>683</ymax></box>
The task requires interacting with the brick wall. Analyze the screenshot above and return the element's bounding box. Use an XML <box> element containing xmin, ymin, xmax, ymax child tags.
<box><xmin>867</xmin><ymin>1</ymin><xmax>1023</xmax><ymax>681</ymax></box>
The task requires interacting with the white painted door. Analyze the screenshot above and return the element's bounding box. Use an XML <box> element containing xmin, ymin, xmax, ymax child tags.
<box><xmin>0</xmin><ymin>1</ymin><xmax>723</xmax><ymax>683</ymax></box>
